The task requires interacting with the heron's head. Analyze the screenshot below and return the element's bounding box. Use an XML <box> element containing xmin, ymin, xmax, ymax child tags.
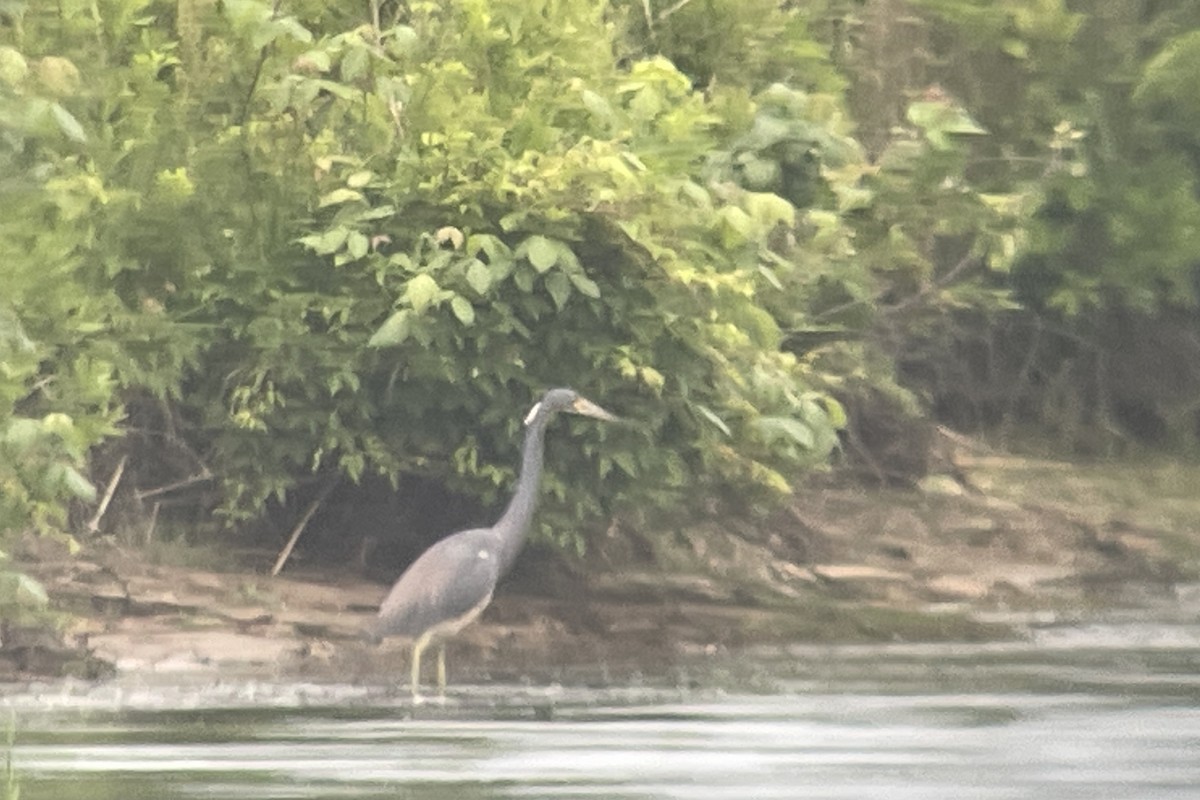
<box><xmin>525</xmin><ymin>388</ymin><xmax>619</xmax><ymax>426</ymax></box>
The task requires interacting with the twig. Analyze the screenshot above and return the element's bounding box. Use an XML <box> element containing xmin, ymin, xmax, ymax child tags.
<box><xmin>808</xmin><ymin>250</ymin><xmax>982</xmax><ymax>328</ymax></box>
<box><xmin>136</xmin><ymin>471</ymin><xmax>213</xmax><ymax>502</ymax></box>
<box><xmin>271</xmin><ymin>477</ymin><xmax>339</xmax><ymax>577</ymax></box>
<box><xmin>1000</xmin><ymin>314</ymin><xmax>1043</xmax><ymax>444</ymax></box>
<box><xmin>144</xmin><ymin>501</ymin><xmax>161</xmax><ymax>546</ymax></box>
<box><xmin>657</xmin><ymin>0</ymin><xmax>696</xmax><ymax>23</ymax></box>
<box><xmin>882</xmin><ymin>251</ymin><xmax>980</xmax><ymax>318</ymax></box>
<box><xmin>935</xmin><ymin>424</ymin><xmax>992</xmax><ymax>454</ymax></box>
<box><xmin>87</xmin><ymin>455</ymin><xmax>127</xmax><ymax>534</ymax></box>
<box><xmin>843</xmin><ymin>414</ymin><xmax>886</xmax><ymax>485</ymax></box>
<box><xmin>237</xmin><ymin>0</ymin><xmax>285</xmax><ymax>127</ymax></box>
<box><xmin>641</xmin><ymin>0</ymin><xmax>655</xmax><ymax>37</ymax></box>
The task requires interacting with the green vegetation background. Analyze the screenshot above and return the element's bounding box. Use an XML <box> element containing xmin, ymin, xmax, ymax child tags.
<box><xmin>3</xmin><ymin>0</ymin><xmax>1200</xmax><ymax>615</ymax></box>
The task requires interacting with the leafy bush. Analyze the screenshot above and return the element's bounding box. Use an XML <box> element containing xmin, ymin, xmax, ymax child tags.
<box><xmin>8</xmin><ymin>0</ymin><xmax>1197</xmax><ymax>572</ymax></box>
<box><xmin>0</xmin><ymin>26</ymin><xmax>124</xmax><ymax>620</ymax></box>
<box><xmin>1</xmin><ymin>0</ymin><xmax>848</xmax><ymax>559</ymax></box>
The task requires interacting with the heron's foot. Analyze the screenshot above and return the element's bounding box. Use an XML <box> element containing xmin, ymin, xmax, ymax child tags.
<box><xmin>411</xmin><ymin>692</ymin><xmax>426</xmax><ymax>707</ymax></box>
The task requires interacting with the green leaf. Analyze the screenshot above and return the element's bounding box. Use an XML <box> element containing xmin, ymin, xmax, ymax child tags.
<box><xmin>525</xmin><ymin>235</ymin><xmax>559</xmax><ymax>272</ymax></box>
<box><xmin>465</xmin><ymin>259</ymin><xmax>492</xmax><ymax>294</ymax></box>
<box><xmin>738</xmin><ymin>156</ymin><xmax>782</xmax><ymax>191</ymax></box>
<box><xmin>757</xmin><ymin>265</ymin><xmax>783</xmax><ymax>290</ymax></box>
<box><xmin>16</xmin><ymin>573</ymin><xmax>49</xmax><ymax>607</ymax></box>
<box><xmin>818</xmin><ymin>395</ymin><xmax>848</xmax><ymax>429</ymax></box>
<box><xmin>50</xmin><ymin>103</ymin><xmax>86</xmax><ymax>143</ymax></box>
<box><xmin>248</xmin><ymin>14</ymin><xmax>313</xmax><ymax>49</ymax></box>
<box><xmin>907</xmin><ymin>101</ymin><xmax>987</xmax><ymax>150</ymax></box>
<box><xmin>296</xmin><ymin>48</ymin><xmax>332</xmax><ymax>73</ymax></box>
<box><xmin>387</xmin><ymin>25</ymin><xmax>419</xmax><ymax>56</ymax></box>
<box><xmin>611</xmin><ymin>450</ymin><xmax>638</xmax><ymax>477</ymax></box>
<box><xmin>300</xmin><ymin>226</ymin><xmax>350</xmax><ymax>255</ymax></box>
<box><xmin>581</xmin><ymin>89</ymin><xmax>615</xmax><ymax>125</ymax></box>
<box><xmin>743</xmin><ymin>192</ymin><xmax>796</xmax><ymax>229</ymax></box>
<box><xmin>450</xmin><ymin>295</ymin><xmax>475</xmax><ymax>325</ymax></box>
<box><xmin>63</xmin><ymin>466</ymin><xmax>96</xmax><ymax>501</ymax></box>
<box><xmin>756</xmin><ymin>415</ymin><xmax>815</xmax><ymax>449</ymax></box>
<box><xmin>714</xmin><ymin>207</ymin><xmax>754</xmax><ymax>249</ymax></box>
<box><xmin>545</xmin><ymin>272</ymin><xmax>571</xmax><ymax>309</ymax></box>
<box><xmin>696</xmin><ymin>405</ymin><xmax>732</xmax><ymax>437</ymax></box>
<box><xmin>467</xmin><ymin>234</ymin><xmax>512</xmax><ymax>262</ymax></box>
<box><xmin>985</xmin><ymin>232</ymin><xmax>1019</xmax><ymax>273</ymax></box>
<box><xmin>368</xmin><ymin>309</ymin><xmax>411</xmax><ymax>347</ymax></box>
<box><xmin>639</xmin><ymin>366</ymin><xmax>665</xmax><ymax>392</ymax></box>
<box><xmin>1</xmin><ymin>572</ymin><xmax>50</xmax><ymax>608</ymax></box>
<box><xmin>499</xmin><ymin>211</ymin><xmax>527</xmax><ymax>232</ymax></box>
<box><xmin>342</xmin><ymin>45</ymin><xmax>369</xmax><ymax>81</ymax></box>
<box><xmin>514</xmin><ymin>267</ymin><xmax>535</xmax><ymax>293</ymax></box>
<box><xmin>2</xmin><ymin>418</ymin><xmax>41</xmax><ymax>450</ymax></box>
<box><xmin>404</xmin><ymin>274</ymin><xmax>441</xmax><ymax>313</ymax></box>
<box><xmin>834</xmin><ymin>185</ymin><xmax>874</xmax><ymax>213</ymax></box>
<box><xmin>1001</xmin><ymin>38</ymin><xmax>1029</xmax><ymax>59</ymax></box>
<box><xmin>554</xmin><ymin>243</ymin><xmax>582</xmax><ymax>273</ymax></box>
<box><xmin>319</xmin><ymin>188</ymin><xmax>364</xmax><ymax>207</ymax></box>
<box><xmin>0</xmin><ymin>46</ymin><xmax>28</xmax><ymax>86</ymax></box>
<box><xmin>347</xmin><ymin>231</ymin><xmax>369</xmax><ymax>260</ymax></box>
<box><xmin>568</xmin><ymin>272</ymin><xmax>601</xmax><ymax>298</ymax></box>
<box><xmin>356</xmin><ymin>204</ymin><xmax>397</xmax><ymax>222</ymax></box>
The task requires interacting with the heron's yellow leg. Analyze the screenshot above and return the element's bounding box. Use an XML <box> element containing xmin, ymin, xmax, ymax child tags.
<box><xmin>410</xmin><ymin>638</ymin><xmax>426</xmax><ymax>701</ymax></box>
<box><xmin>436</xmin><ymin>643</ymin><xmax>447</xmax><ymax>696</ymax></box>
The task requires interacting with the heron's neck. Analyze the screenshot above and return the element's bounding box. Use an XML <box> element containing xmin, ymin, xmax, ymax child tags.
<box><xmin>493</xmin><ymin>412</ymin><xmax>549</xmax><ymax>573</ymax></box>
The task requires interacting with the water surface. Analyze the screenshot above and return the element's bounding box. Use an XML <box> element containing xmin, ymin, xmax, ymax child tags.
<box><xmin>8</xmin><ymin>608</ymin><xmax>1200</xmax><ymax>800</ymax></box>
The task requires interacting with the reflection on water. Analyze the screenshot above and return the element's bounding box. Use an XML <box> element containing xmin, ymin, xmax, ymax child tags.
<box><xmin>8</xmin><ymin>612</ymin><xmax>1200</xmax><ymax>800</ymax></box>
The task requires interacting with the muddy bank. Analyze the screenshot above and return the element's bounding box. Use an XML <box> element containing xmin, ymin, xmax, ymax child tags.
<box><xmin>12</xmin><ymin>454</ymin><xmax>1200</xmax><ymax>685</ymax></box>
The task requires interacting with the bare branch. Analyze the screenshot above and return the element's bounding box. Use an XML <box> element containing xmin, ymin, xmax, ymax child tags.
<box><xmin>144</xmin><ymin>501</ymin><xmax>161</xmax><ymax>546</ymax></box>
<box><xmin>86</xmin><ymin>455</ymin><xmax>128</xmax><ymax>534</ymax></box>
<box><xmin>883</xmin><ymin>251</ymin><xmax>980</xmax><ymax>318</ymax></box>
<box><xmin>271</xmin><ymin>477</ymin><xmax>339</xmax><ymax>577</ymax></box>
<box><xmin>641</xmin><ymin>0</ymin><xmax>655</xmax><ymax>38</ymax></box>
<box><xmin>657</xmin><ymin>0</ymin><xmax>696</xmax><ymax>23</ymax></box>
<box><xmin>135</xmin><ymin>471</ymin><xmax>213</xmax><ymax>502</ymax></box>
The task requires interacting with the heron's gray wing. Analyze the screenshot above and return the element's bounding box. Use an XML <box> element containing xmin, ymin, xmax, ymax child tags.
<box><xmin>375</xmin><ymin>529</ymin><xmax>500</xmax><ymax>639</ymax></box>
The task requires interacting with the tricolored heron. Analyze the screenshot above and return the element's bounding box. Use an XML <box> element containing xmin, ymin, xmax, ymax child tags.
<box><xmin>373</xmin><ymin>388</ymin><xmax>618</xmax><ymax>701</ymax></box>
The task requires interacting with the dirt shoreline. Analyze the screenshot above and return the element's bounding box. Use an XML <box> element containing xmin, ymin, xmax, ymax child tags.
<box><xmin>11</xmin><ymin>455</ymin><xmax>1200</xmax><ymax>686</ymax></box>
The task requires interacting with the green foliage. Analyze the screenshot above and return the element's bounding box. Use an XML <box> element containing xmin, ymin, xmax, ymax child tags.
<box><xmin>300</xmin><ymin>2</ymin><xmax>849</xmax><ymax>528</ymax></box>
<box><xmin>617</xmin><ymin>0</ymin><xmax>843</xmax><ymax>93</ymax></box>
<box><xmin>1136</xmin><ymin>29</ymin><xmax>1200</xmax><ymax>137</ymax></box>
<box><xmin>838</xmin><ymin>0</ymin><xmax>1200</xmax><ymax>452</ymax></box>
<box><xmin>1015</xmin><ymin>5</ymin><xmax>1200</xmax><ymax>312</ymax></box>
<box><xmin>710</xmin><ymin>84</ymin><xmax>862</xmax><ymax>209</ymax></box>
<box><xmin>6</xmin><ymin>0</ymin><xmax>1200</xmax><ymax>562</ymax></box>
<box><xmin>710</xmin><ymin>77</ymin><xmax>1027</xmax><ymax>368</ymax></box>
<box><xmin>0</xmin><ymin>0</ymin><xmax>852</xmax><ymax>559</ymax></box>
<box><xmin>910</xmin><ymin>0</ymin><xmax>1200</xmax><ymax>312</ymax></box>
<box><xmin>0</xmin><ymin>21</ymin><xmax>116</xmax><ymax>548</ymax></box>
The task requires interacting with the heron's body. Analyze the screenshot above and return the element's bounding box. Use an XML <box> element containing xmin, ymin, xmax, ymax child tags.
<box><xmin>376</xmin><ymin>528</ymin><xmax>500</xmax><ymax>640</ymax></box>
<box><xmin>373</xmin><ymin>388</ymin><xmax>617</xmax><ymax>701</ymax></box>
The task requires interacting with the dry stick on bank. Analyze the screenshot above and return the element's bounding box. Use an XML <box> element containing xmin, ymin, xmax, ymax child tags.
<box><xmin>270</xmin><ymin>477</ymin><xmax>339</xmax><ymax>577</ymax></box>
<box><xmin>135</xmin><ymin>472</ymin><xmax>212</xmax><ymax>503</ymax></box>
<box><xmin>144</xmin><ymin>501</ymin><xmax>160</xmax><ymax>546</ymax></box>
<box><xmin>86</xmin><ymin>455</ymin><xmax>127</xmax><ymax>534</ymax></box>
<box><xmin>134</xmin><ymin>469</ymin><xmax>213</xmax><ymax>544</ymax></box>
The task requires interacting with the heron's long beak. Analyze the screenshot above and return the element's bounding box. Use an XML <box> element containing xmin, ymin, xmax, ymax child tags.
<box><xmin>571</xmin><ymin>396</ymin><xmax>620</xmax><ymax>422</ymax></box>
